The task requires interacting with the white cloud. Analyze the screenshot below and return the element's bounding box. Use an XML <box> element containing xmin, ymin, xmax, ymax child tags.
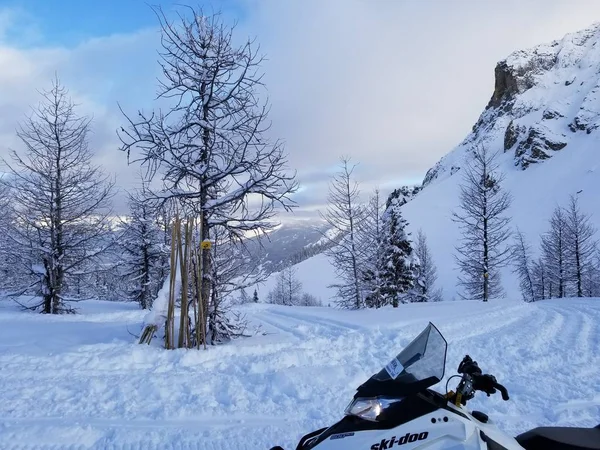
<box><xmin>2</xmin><ymin>1</ymin><xmax>600</xmax><ymax>216</ymax></box>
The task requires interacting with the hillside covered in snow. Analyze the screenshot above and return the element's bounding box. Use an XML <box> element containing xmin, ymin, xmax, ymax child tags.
<box><xmin>403</xmin><ymin>23</ymin><xmax>600</xmax><ymax>301</ymax></box>
<box><xmin>258</xmin><ymin>24</ymin><xmax>600</xmax><ymax>305</ymax></box>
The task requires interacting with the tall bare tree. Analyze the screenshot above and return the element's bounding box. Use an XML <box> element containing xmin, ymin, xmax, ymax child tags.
<box><xmin>1</xmin><ymin>80</ymin><xmax>115</xmax><ymax>313</ymax></box>
<box><xmin>453</xmin><ymin>146</ymin><xmax>512</xmax><ymax>301</ymax></box>
<box><xmin>541</xmin><ymin>206</ymin><xmax>569</xmax><ymax>298</ymax></box>
<box><xmin>320</xmin><ymin>158</ymin><xmax>364</xmax><ymax>309</ymax></box>
<box><xmin>267</xmin><ymin>265</ymin><xmax>303</xmax><ymax>306</ymax></box>
<box><xmin>408</xmin><ymin>230</ymin><xmax>442</xmax><ymax>302</ymax></box>
<box><xmin>118</xmin><ymin>7</ymin><xmax>296</xmax><ymax>340</ymax></box>
<box><xmin>512</xmin><ymin>228</ymin><xmax>535</xmax><ymax>302</ymax></box>
<box><xmin>564</xmin><ymin>195</ymin><xmax>598</xmax><ymax>297</ymax></box>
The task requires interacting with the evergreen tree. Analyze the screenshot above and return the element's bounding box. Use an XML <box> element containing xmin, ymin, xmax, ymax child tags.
<box><xmin>379</xmin><ymin>195</ymin><xmax>417</xmax><ymax>307</ymax></box>
<box><xmin>358</xmin><ymin>190</ymin><xmax>385</xmax><ymax>308</ymax></box>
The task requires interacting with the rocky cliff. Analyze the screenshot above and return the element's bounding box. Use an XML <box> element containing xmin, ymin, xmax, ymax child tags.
<box><xmin>424</xmin><ymin>23</ymin><xmax>600</xmax><ymax>185</ymax></box>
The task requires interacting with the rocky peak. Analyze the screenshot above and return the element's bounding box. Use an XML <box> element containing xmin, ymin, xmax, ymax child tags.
<box><xmin>423</xmin><ymin>22</ymin><xmax>600</xmax><ymax>186</ymax></box>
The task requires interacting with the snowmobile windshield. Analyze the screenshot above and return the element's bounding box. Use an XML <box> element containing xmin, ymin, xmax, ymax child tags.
<box><xmin>354</xmin><ymin>323</ymin><xmax>447</xmax><ymax>398</ymax></box>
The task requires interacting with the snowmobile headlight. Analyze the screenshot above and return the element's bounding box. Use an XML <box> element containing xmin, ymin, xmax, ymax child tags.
<box><xmin>344</xmin><ymin>397</ymin><xmax>402</xmax><ymax>422</ymax></box>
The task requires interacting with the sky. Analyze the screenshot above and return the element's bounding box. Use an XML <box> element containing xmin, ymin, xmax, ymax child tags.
<box><xmin>2</xmin><ymin>0</ymin><xmax>600</xmax><ymax>220</ymax></box>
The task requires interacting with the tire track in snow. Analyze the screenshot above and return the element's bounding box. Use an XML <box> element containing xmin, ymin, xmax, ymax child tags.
<box><xmin>264</xmin><ymin>308</ymin><xmax>365</xmax><ymax>333</ymax></box>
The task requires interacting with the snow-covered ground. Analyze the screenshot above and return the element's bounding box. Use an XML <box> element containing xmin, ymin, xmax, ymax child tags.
<box><xmin>0</xmin><ymin>298</ymin><xmax>598</xmax><ymax>449</ymax></box>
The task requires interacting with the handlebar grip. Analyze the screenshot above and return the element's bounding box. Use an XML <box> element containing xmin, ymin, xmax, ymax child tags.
<box><xmin>494</xmin><ymin>382</ymin><xmax>509</xmax><ymax>401</ymax></box>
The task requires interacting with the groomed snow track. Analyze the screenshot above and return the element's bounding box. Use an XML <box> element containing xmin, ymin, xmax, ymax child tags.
<box><xmin>0</xmin><ymin>298</ymin><xmax>598</xmax><ymax>449</ymax></box>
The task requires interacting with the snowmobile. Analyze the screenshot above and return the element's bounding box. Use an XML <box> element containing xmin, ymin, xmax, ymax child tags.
<box><xmin>270</xmin><ymin>323</ymin><xmax>600</xmax><ymax>450</ymax></box>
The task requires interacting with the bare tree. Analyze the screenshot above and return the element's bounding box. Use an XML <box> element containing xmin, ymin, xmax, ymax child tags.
<box><xmin>582</xmin><ymin>249</ymin><xmax>600</xmax><ymax>297</ymax></box>
<box><xmin>408</xmin><ymin>230</ymin><xmax>442</xmax><ymax>302</ymax></box>
<box><xmin>0</xmin><ymin>183</ymin><xmax>19</xmax><ymax>293</ymax></box>
<box><xmin>531</xmin><ymin>257</ymin><xmax>547</xmax><ymax>300</ymax></box>
<box><xmin>118</xmin><ymin>7</ymin><xmax>296</xmax><ymax>340</ymax></box>
<box><xmin>512</xmin><ymin>228</ymin><xmax>535</xmax><ymax>302</ymax></box>
<box><xmin>358</xmin><ymin>189</ymin><xmax>385</xmax><ymax>308</ymax></box>
<box><xmin>541</xmin><ymin>206</ymin><xmax>569</xmax><ymax>298</ymax></box>
<box><xmin>267</xmin><ymin>265</ymin><xmax>303</xmax><ymax>306</ymax></box>
<box><xmin>1</xmin><ymin>80</ymin><xmax>115</xmax><ymax>313</ymax></box>
<box><xmin>564</xmin><ymin>195</ymin><xmax>598</xmax><ymax>297</ymax></box>
<box><xmin>453</xmin><ymin>146</ymin><xmax>512</xmax><ymax>301</ymax></box>
<box><xmin>320</xmin><ymin>158</ymin><xmax>364</xmax><ymax>309</ymax></box>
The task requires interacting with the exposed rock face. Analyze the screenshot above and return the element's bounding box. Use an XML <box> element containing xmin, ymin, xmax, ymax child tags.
<box><xmin>422</xmin><ymin>23</ymin><xmax>600</xmax><ymax>186</ymax></box>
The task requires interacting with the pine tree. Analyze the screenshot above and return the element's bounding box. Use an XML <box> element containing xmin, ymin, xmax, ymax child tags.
<box><xmin>564</xmin><ymin>195</ymin><xmax>598</xmax><ymax>297</ymax></box>
<box><xmin>379</xmin><ymin>194</ymin><xmax>417</xmax><ymax>307</ymax></box>
<box><xmin>407</xmin><ymin>230</ymin><xmax>442</xmax><ymax>302</ymax></box>
<box><xmin>452</xmin><ymin>146</ymin><xmax>512</xmax><ymax>301</ymax></box>
<box><xmin>541</xmin><ymin>206</ymin><xmax>569</xmax><ymax>298</ymax></box>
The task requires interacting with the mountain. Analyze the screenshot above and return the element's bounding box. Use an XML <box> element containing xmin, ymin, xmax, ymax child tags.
<box><xmin>424</xmin><ymin>23</ymin><xmax>600</xmax><ymax>183</ymax></box>
<box><xmin>264</xmin><ymin>24</ymin><xmax>600</xmax><ymax>304</ymax></box>
<box><xmin>245</xmin><ymin>220</ymin><xmax>332</xmax><ymax>275</ymax></box>
<box><xmin>402</xmin><ymin>23</ymin><xmax>600</xmax><ymax>300</ymax></box>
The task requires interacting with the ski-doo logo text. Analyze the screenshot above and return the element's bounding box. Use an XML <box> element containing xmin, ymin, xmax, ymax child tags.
<box><xmin>370</xmin><ymin>432</ymin><xmax>428</xmax><ymax>449</ymax></box>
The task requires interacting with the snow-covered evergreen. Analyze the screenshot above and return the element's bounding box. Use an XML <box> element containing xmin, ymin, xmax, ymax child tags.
<box><xmin>118</xmin><ymin>191</ymin><xmax>169</xmax><ymax>309</ymax></box>
<box><xmin>378</xmin><ymin>194</ymin><xmax>417</xmax><ymax>307</ymax></box>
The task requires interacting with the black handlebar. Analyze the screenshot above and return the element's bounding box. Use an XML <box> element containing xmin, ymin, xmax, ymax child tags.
<box><xmin>455</xmin><ymin>355</ymin><xmax>510</xmax><ymax>404</ymax></box>
<box><xmin>494</xmin><ymin>381</ymin><xmax>510</xmax><ymax>401</ymax></box>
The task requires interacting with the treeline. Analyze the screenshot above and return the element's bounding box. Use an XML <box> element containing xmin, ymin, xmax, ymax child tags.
<box><xmin>317</xmin><ymin>158</ymin><xmax>441</xmax><ymax>309</ymax></box>
<box><xmin>0</xmin><ymin>4</ymin><xmax>297</xmax><ymax>345</ymax></box>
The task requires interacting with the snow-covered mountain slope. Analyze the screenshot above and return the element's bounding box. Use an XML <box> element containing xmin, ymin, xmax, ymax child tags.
<box><xmin>244</xmin><ymin>221</ymin><xmax>330</xmax><ymax>275</ymax></box>
<box><xmin>0</xmin><ymin>298</ymin><xmax>598</xmax><ymax>449</ymax></box>
<box><xmin>425</xmin><ymin>22</ymin><xmax>600</xmax><ymax>181</ymax></box>
<box><xmin>401</xmin><ymin>24</ymin><xmax>600</xmax><ymax>300</ymax></box>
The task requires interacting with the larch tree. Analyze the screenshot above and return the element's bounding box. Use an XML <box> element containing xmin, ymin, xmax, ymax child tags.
<box><xmin>1</xmin><ymin>80</ymin><xmax>115</xmax><ymax>313</ymax></box>
<box><xmin>512</xmin><ymin>228</ymin><xmax>535</xmax><ymax>302</ymax></box>
<box><xmin>452</xmin><ymin>146</ymin><xmax>512</xmax><ymax>302</ymax></box>
<box><xmin>320</xmin><ymin>157</ymin><xmax>364</xmax><ymax>309</ymax></box>
<box><xmin>118</xmin><ymin>7</ymin><xmax>297</xmax><ymax>342</ymax></box>
<box><xmin>564</xmin><ymin>195</ymin><xmax>598</xmax><ymax>297</ymax></box>
<box><xmin>267</xmin><ymin>265</ymin><xmax>303</xmax><ymax>306</ymax></box>
<box><xmin>541</xmin><ymin>206</ymin><xmax>569</xmax><ymax>298</ymax></box>
<box><xmin>408</xmin><ymin>229</ymin><xmax>442</xmax><ymax>302</ymax></box>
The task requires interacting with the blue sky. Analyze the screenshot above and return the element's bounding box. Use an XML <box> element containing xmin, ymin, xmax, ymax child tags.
<box><xmin>1</xmin><ymin>0</ymin><xmax>600</xmax><ymax>217</ymax></box>
<box><xmin>1</xmin><ymin>0</ymin><xmax>246</xmax><ymax>46</ymax></box>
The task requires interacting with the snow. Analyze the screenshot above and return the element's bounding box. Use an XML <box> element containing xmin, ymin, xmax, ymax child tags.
<box><xmin>0</xmin><ymin>297</ymin><xmax>599</xmax><ymax>449</ymax></box>
<box><xmin>255</xmin><ymin>253</ymin><xmax>337</xmax><ymax>304</ymax></box>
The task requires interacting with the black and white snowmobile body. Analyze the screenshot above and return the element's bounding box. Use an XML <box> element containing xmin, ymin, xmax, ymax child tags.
<box><xmin>271</xmin><ymin>323</ymin><xmax>600</xmax><ymax>450</ymax></box>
